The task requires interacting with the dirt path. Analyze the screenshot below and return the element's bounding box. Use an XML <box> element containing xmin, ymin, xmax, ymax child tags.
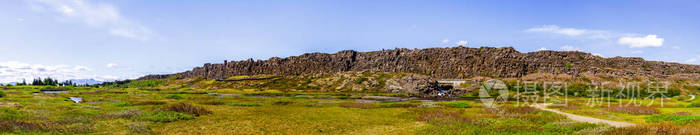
<box><xmin>532</xmin><ymin>103</ymin><xmax>636</xmax><ymax>127</ymax></box>
<box><xmin>688</xmin><ymin>94</ymin><xmax>696</xmax><ymax>101</ymax></box>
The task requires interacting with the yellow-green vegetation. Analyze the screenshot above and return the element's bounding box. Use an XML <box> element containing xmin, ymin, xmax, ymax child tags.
<box><xmin>552</xmin><ymin>97</ymin><xmax>700</xmax><ymax>129</ymax></box>
<box><xmin>1</xmin><ymin>85</ymin><xmax>699</xmax><ymax>134</ymax></box>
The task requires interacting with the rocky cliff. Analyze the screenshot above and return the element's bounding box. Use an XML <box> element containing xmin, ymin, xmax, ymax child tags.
<box><xmin>172</xmin><ymin>46</ymin><xmax>700</xmax><ymax>80</ymax></box>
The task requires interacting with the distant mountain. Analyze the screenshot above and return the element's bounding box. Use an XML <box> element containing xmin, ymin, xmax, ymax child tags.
<box><xmin>0</xmin><ymin>82</ymin><xmax>18</xmax><ymax>85</ymax></box>
<box><xmin>69</xmin><ymin>79</ymin><xmax>103</xmax><ymax>85</ymax></box>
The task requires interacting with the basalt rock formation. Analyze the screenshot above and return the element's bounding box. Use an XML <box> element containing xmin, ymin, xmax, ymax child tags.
<box><xmin>137</xmin><ymin>74</ymin><xmax>174</xmax><ymax>80</ymax></box>
<box><xmin>174</xmin><ymin>46</ymin><xmax>700</xmax><ymax>80</ymax></box>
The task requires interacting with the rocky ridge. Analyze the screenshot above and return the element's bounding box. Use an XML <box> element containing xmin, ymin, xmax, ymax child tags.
<box><xmin>170</xmin><ymin>46</ymin><xmax>700</xmax><ymax>80</ymax></box>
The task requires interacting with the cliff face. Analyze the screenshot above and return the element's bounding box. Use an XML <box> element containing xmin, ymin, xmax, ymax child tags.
<box><xmin>175</xmin><ymin>46</ymin><xmax>700</xmax><ymax>80</ymax></box>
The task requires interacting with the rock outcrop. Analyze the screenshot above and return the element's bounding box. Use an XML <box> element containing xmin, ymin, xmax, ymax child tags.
<box><xmin>385</xmin><ymin>74</ymin><xmax>438</xmax><ymax>96</ymax></box>
<box><xmin>175</xmin><ymin>46</ymin><xmax>700</xmax><ymax>80</ymax></box>
<box><xmin>137</xmin><ymin>74</ymin><xmax>174</xmax><ymax>80</ymax></box>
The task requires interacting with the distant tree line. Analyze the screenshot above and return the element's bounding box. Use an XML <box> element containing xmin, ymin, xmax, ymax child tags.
<box><xmin>7</xmin><ymin>78</ymin><xmax>78</xmax><ymax>87</ymax></box>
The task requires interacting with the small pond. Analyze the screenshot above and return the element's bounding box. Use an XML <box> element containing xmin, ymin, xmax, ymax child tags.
<box><xmin>69</xmin><ymin>97</ymin><xmax>82</xmax><ymax>103</ymax></box>
<box><xmin>42</xmin><ymin>91</ymin><xmax>62</xmax><ymax>93</ymax></box>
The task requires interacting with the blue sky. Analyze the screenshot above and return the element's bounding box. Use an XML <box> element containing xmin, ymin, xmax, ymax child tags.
<box><xmin>1</xmin><ymin>0</ymin><xmax>699</xmax><ymax>83</ymax></box>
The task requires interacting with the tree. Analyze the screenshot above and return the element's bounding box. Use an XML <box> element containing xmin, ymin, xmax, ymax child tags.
<box><xmin>19</xmin><ymin>79</ymin><xmax>27</xmax><ymax>86</ymax></box>
<box><xmin>32</xmin><ymin>78</ymin><xmax>42</xmax><ymax>86</ymax></box>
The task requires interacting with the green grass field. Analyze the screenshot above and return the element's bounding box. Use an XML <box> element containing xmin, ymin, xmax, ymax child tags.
<box><xmin>1</xmin><ymin>86</ymin><xmax>699</xmax><ymax>134</ymax></box>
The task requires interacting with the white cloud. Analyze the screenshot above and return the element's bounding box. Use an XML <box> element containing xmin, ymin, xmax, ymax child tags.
<box><xmin>617</xmin><ymin>35</ymin><xmax>664</xmax><ymax>48</ymax></box>
<box><xmin>441</xmin><ymin>39</ymin><xmax>449</xmax><ymax>44</ymax></box>
<box><xmin>684</xmin><ymin>56</ymin><xmax>700</xmax><ymax>64</ymax></box>
<box><xmin>73</xmin><ymin>65</ymin><xmax>90</xmax><ymax>71</ymax></box>
<box><xmin>527</xmin><ymin>25</ymin><xmax>585</xmax><ymax>36</ymax></box>
<box><xmin>456</xmin><ymin>40</ymin><xmax>468</xmax><ymax>46</ymax></box>
<box><xmin>526</xmin><ymin>25</ymin><xmax>613</xmax><ymax>39</ymax></box>
<box><xmin>28</xmin><ymin>0</ymin><xmax>156</xmax><ymax>41</ymax></box>
<box><xmin>106</xmin><ymin>63</ymin><xmax>117</xmax><ymax>68</ymax></box>
<box><xmin>0</xmin><ymin>61</ymin><xmax>126</xmax><ymax>83</ymax></box>
<box><xmin>560</xmin><ymin>45</ymin><xmax>582</xmax><ymax>51</ymax></box>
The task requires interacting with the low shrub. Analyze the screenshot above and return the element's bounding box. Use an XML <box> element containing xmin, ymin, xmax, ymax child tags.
<box><xmin>135</xmin><ymin>111</ymin><xmax>194</xmax><ymax>122</ymax></box>
<box><xmin>109</xmin><ymin>102</ymin><xmax>133</xmax><ymax>107</ymax></box>
<box><xmin>416</xmin><ymin>109</ymin><xmax>475</xmax><ymax>124</ymax></box>
<box><xmin>100</xmin><ymin>109</ymin><xmax>140</xmax><ymax>119</ymax></box>
<box><xmin>272</xmin><ymin>100</ymin><xmax>295</xmax><ymax>105</ymax></box>
<box><xmin>337</xmin><ymin>96</ymin><xmax>361</xmax><ymax>99</ymax></box>
<box><xmin>379</xmin><ymin>102</ymin><xmax>419</xmax><ymax>108</ymax></box>
<box><xmin>673</xmin><ymin>112</ymin><xmax>692</xmax><ymax>115</ymax></box>
<box><xmin>0</xmin><ymin>108</ymin><xmax>27</xmax><ymax>120</ymax></box>
<box><xmin>603</xmin><ymin>123</ymin><xmax>700</xmax><ymax>135</ymax></box>
<box><xmin>166</xmin><ymin>103</ymin><xmax>212</xmax><ymax>116</ymax></box>
<box><xmin>198</xmin><ymin>100</ymin><xmax>225</xmax><ymax>105</ymax></box>
<box><xmin>133</xmin><ymin>101</ymin><xmax>166</xmax><ymax>106</ymax></box>
<box><xmin>290</xmin><ymin>96</ymin><xmax>312</xmax><ymax>100</ymax></box>
<box><xmin>227</xmin><ymin>102</ymin><xmax>262</xmax><ymax>106</ymax></box>
<box><xmin>485</xmin><ymin>106</ymin><xmax>537</xmax><ymax>115</ymax></box>
<box><xmin>165</xmin><ymin>94</ymin><xmax>184</xmax><ymax>100</ymax></box>
<box><xmin>0</xmin><ymin>120</ymin><xmax>55</xmax><ymax>132</ymax></box>
<box><xmin>446</xmin><ymin>101</ymin><xmax>472</xmax><ymax>108</ymax></box>
<box><xmin>542</xmin><ymin>121</ymin><xmax>598</xmax><ymax>133</ymax></box>
<box><xmin>605</xmin><ymin>106</ymin><xmax>660</xmax><ymax>115</ymax></box>
<box><xmin>646</xmin><ymin>114</ymin><xmax>700</xmax><ymax>125</ymax></box>
<box><xmin>127</xmin><ymin>122</ymin><xmax>150</xmax><ymax>133</ymax></box>
<box><xmin>482</xmin><ymin>106</ymin><xmax>559</xmax><ymax>124</ymax></box>
<box><xmin>687</xmin><ymin>102</ymin><xmax>700</xmax><ymax>108</ymax></box>
<box><xmin>339</xmin><ymin>102</ymin><xmax>377</xmax><ymax>109</ymax></box>
<box><xmin>505</xmin><ymin>106</ymin><xmax>537</xmax><ymax>114</ymax></box>
<box><xmin>548</xmin><ymin>104</ymin><xmax>581</xmax><ymax>110</ymax></box>
<box><xmin>355</xmin><ymin>77</ymin><xmax>368</xmax><ymax>84</ymax></box>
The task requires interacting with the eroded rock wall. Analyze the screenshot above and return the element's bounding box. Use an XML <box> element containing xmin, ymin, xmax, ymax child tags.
<box><xmin>177</xmin><ymin>46</ymin><xmax>700</xmax><ymax>80</ymax></box>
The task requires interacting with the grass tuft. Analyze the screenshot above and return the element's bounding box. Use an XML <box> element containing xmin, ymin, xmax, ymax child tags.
<box><xmin>603</xmin><ymin>122</ymin><xmax>700</xmax><ymax>135</ymax></box>
<box><xmin>166</xmin><ymin>94</ymin><xmax>184</xmax><ymax>99</ymax></box>
<box><xmin>109</xmin><ymin>101</ymin><xmax>133</xmax><ymax>107</ymax></box>
<box><xmin>166</xmin><ymin>103</ymin><xmax>212</xmax><ymax>116</ymax></box>
<box><xmin>339</xmin><ymin>102</ymin><xmax>377</xmax><ymax>109</ymax></box>
<box><xmin>687</xmin><ymin>102</ymin><xmax>700</xmax><ymax>108</ymax></box>
<box><xmin>133</xmin><ymin>100</ymin><xmax>166</xmax><ymax>106</ymax></box>
<box><xmin>227</xmin><ymin>102</ymin><xmax>262</xmax><ymax>106</ymax></box>
<box><xmin>100</xmin><ymin>109</ymin><xmax>141</xmax><ymax>119</ymax></box>
<box><xmin>446</xmin><ymin>101</ymin><xmax>472</xmax><ymax>108</ymax></box>
<box><xmin>646</xmin><ymin>114</ymin><xmax>700</xmax><ymax>125</ymax></box>
<box><xmin>0</xmin><ymin>120</ymin><xmax>55</xmax><ymax>132</ymax></box>
<box><xmin>198</xmin><ymin>100</ymin><xmax>225</xmax><ymax>105</ymax></box>
<box><xmin>135</xmin><ymin>111</ymin><xmax>194</xmax><ymax>122</ymax></box>
<box><xmin>605</xmin><ymin>106</ymin><xmax>660</xmax><ymax>115</ymax></box>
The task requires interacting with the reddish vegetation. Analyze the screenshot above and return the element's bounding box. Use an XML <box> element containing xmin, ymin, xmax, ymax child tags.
<box><xmin>166</xmin><ymin>103</ymin><xmax>212</xmax><ymax>116</ymax></box>
<box><xmin>0</xmin><ymin>120</ymin><xmax>54</xmax><ymax>132</ymax></box>
<box><xmin>338</xmin><ymin>102</ymin><xmax>377</xmax><ymax>109</ymax></box>
<box><xmin>673</xmin><ymin>112</ymin><xmax>692</xmax><ymax>115</ymax></box>
<box><xmin>416</xmin><ymin>109</ymin><xmax>475</xmax><ymax>124</ymax></box>
<box><xmin>604</xmin><ymin>106</ymin><xmax>660</xmax><ymax>115</ymax></box>
<box><xmin>604</xmin><ymin>123</ymin><xmax>700</xmax><ymax>135</ymax></box>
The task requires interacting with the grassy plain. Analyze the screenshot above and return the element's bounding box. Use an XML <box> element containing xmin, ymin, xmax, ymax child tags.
<box><xmin>1</xmin><ymin>85</ymin><xmax>699</xmax><ymax>134</ymax></box>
